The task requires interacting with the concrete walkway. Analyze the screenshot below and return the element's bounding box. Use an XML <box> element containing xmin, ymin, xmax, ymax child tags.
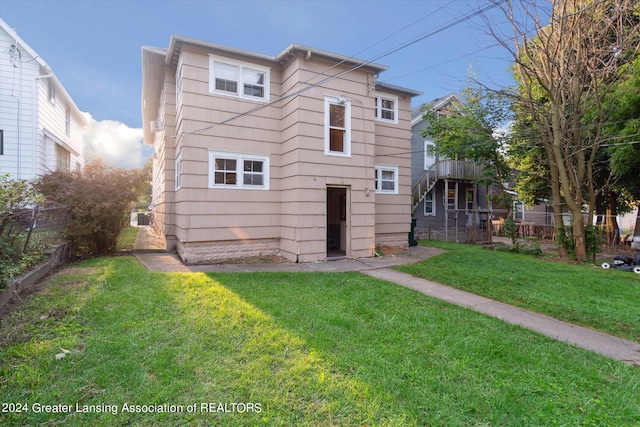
<box><xmin>131</xmin><ymin>230</ymin><xmax>640</xmax><ymax>366</ymax></box>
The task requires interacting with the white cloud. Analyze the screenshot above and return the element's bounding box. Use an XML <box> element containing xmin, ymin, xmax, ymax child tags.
<box><xmin>82</xmin><ymin>114</ymin><xmax>151</xmax><ymax>169</ymax></box>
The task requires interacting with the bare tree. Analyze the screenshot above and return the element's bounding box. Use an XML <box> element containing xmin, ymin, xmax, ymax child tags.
<box><xmin>487</xmin><ymin>0</ymin><xmax>640</xmax><ymax>261</ymax></box>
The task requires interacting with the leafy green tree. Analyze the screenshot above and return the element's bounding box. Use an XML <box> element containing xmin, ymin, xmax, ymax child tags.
<box><xmin>36</xmin><ymin>159</ymin><xmax>148</xmax><ymax>257</ymax></box>
<box><xmin>421</xmin><ymin>83</ymin><xmax>515</xmax><ymax>214</ymax></box>
<box><xmin>493</xmin><ymin>0</ymin><xmax>640</xmax><ymax>261</ymax></box>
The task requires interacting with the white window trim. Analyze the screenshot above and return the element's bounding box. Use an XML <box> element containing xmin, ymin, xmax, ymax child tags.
<box><xmin>424</xmin><ymin>190</ymin><xmax>436</xmax><ymax>216</ymax></box>
<box><xmin>208</xmin><ymin>54</ymin><xmax>270</xmax><ymax>101</ymax></box>
<box><xmin>374</xmin><ymin>164</ymin><xmax>399</xmax><ymax>195</ymax></box>
<box><xmin>424</xmin><ymin>140</ymin><xmax>436</xmax><ymax>170</ymax></box>
<box><xmin>375</xmin><ymin>93</ymin><xmax>398</xmax><ymax>124</ymax></box>
<box><xmin>175</xmin><ymin>153</ymin><xmax>182</xmax><ymax>190</ymax></box>
<box><xmin>324</xmin><ymin>96</ymin><xmax>351</xmax><ymax>157</ymax></box>
<box><xmin>48</xmin><ymin>80</ymin><xmax>55</xmax><ymax>105</ymax></box>
<box><xmin>466</xmin><ymin>189</ymin><xmax>474</xmax><ymax>211</ymax></box>
<box><xmin>208</xmin><ymin>151</ymin><xmax>270</xmax><ymax>190</ymax></box>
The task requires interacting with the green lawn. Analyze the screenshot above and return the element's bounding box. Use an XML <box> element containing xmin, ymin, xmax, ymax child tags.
<box><xmin>1</xmin><ymin>256</ymin><xmax>638</xmax><ymax>426</ymax></box>
<box><xmin>115</xmin><ymin>226</ymin><xmax>139</xmax><ymax>251</ymax></box>
<box><xmin>396</xmin><ymin>240</ymin><xmax>640</xmax><ymax>342</ymax></box>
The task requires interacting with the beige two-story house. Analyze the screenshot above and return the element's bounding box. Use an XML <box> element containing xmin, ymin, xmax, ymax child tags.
<box><xmin>141</xmin><ymin>35</ymin><xmax>420</xmax><ymax>263</ymax></box>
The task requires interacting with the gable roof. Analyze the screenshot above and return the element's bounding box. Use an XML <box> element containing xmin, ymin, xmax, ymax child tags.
<box><xmin>0</xmin><ymin>18</ymin><xmax>87</xmax><ymax>126</ymax></box>
<box><xmin>411</xmin><ymin>93</ymin><xmax>461</xmax><ymax>126</ymax></box>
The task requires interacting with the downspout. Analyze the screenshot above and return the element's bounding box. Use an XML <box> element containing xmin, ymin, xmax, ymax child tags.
<box><xmin>34</xmin><ymin>70</ymin><xmax>54</xmax><ymax>176</ymax></box>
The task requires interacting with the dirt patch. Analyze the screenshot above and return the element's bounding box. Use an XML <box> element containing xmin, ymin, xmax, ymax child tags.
<box><xmin>54</xmin><ymin>266</ymin><xmax>100</xmax><ymax>277</ymax></box>
<box><xmin>377</xmin><ymin>245</ymin><xmax>406</xmax><ymax>255</ymax></box>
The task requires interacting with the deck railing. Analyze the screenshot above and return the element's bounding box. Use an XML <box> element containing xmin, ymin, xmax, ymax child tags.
<box><xmin>412</xmin><ymin>160</ymin><xmax>483</xmax><ymax>210</ymax></box>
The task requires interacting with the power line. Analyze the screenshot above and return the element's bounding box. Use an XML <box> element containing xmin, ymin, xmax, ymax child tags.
<box><xmin>179</xmin><ymin>0</ymin><xmax>507</xmax><ymax>137</ymax></box>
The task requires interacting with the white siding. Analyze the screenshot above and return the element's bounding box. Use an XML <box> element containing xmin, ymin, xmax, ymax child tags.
<box><xmin>0</xmin><ymin>26</ymin><xmax>39</xmax><ymax>178</ymax></box>
<box><xmin>0</xmin><ymin>20</ymin><xmax>85</xmax><ymax>180</ymax></box>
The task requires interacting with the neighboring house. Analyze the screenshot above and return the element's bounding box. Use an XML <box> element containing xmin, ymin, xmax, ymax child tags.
<box><xmin>141</xmin><ymin>36</ymin><xmax>421</xmax><ymax>263</ymax></box>
<box><xmin>410</xmin><ymin>94</ymin><xmax>502</xmax><ymax>242</ymax></box>
<box><xmin>0</xmin><ymin>18</ymin><xmax>86</xmax><ymax>179</ymax></box>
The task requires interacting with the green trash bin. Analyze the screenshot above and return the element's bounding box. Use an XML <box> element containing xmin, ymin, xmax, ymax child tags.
<box><xmin>408</xmin><ymin>218</ymin><xmax>417</xmax><ymax>246</ymax></box>
<box><xmin>137</xmin><ymin>213</ymin><xmax>149</xmax><ymax>226</ymax></box>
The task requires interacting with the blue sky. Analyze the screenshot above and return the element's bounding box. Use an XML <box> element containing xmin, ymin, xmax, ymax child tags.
<box><xmin>1</xmin><ymin>0</ymin><xmax>520</xmax><ymax>168</ymax></box>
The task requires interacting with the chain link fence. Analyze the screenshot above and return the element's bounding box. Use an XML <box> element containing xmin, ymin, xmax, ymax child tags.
<box><xmin>1</xmin><ymin>206</ymin><xmax>69</xmax><ymax>288</ymax></box>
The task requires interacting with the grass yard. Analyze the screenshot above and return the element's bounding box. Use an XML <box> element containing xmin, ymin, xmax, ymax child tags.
<box><xmin>115</xmin><ymin>226</ymin><xmax>139</xmax><ymax>251</ymax></box>
<box><xmin>396</xmin><ymin>240</ymin><xmax>640</xmax><ymax>342</ymax></box>
<box><xmin>1</xmin><ymin>256</ymin><xmax>639</xmax><ymax>426</ymax></box>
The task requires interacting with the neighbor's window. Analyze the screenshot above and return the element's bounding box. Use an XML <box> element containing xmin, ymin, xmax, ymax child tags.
<box><xmin>48</xmin><ymin>80</ymin><xmax>55</xmax><ymax>105</ymax></box>
<box><xmin>446</xmin><ymin>189</ymin><xmax>456</xmax><ymax>209</ymax></box>
<box><xmin>209</xmin><ymin>55</ymin><xmax>269</xmax><ymax>101</ymax></box>
<box><xmin>324</xmin><ymin>96</ymin><xmax>351</xmax><ymax>157</ymax></box>
<box><xmin>65</xmin><ymin>106</ymin><xmax>71</xmax><ymax>136</ymax></box>
<box><xmin>0</xmin><ymin>130</ymin><xmax>3</xmax><ymax>155</ymax></box>
<box><xmin>55</xmin><ymin>144</ymin><xmax>70</xmax><ymax>170</ymax></box>
<box><xmin>424</xmin><ymin>190</ymin><xmax>435</xmax><ymax>216</ymax></box>
<box><xmin>466</xmin><ymin>189</ymin><xmax>474</xmax><ymax>211</ymax></box>
<box><xmin>209</xmin><ymin>151</ymin><xmax>269</xmax><ymax>189</ymax></box>
<box><xmin>513</xmin><ymin>200</ymin><xmax>524</xmax><ymax>221</ymax></box>
<box><xmin>374</xmin><ymin>165</ymin><xmax>399</xmax><ymax>194</ymax></box>
<box><xmin>375</xmin><ymin>94</ymin><xmax>398</xmax><ymax>123</ymax></box>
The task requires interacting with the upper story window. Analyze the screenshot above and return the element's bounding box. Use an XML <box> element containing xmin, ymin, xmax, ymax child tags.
<box><xmin>374</xmin><ymin>165</ymin><xmax>399</xmax><ymax>194</ymax></box>
<box><xmin>324</xmin><ymin>96</ymin><xmax>351</xmax><ymax>157</ymax></box>
<box><xmin>209</xmin><ymin>55</ymin><xmax>270</xmax><ymax>101</ymax></box>
<box><xmin>48</xmin><ymin>80</ymin><xmax>55</xmax><ymax>105</ymax></box>
<box><xmin>375</xmin><ymin>94</ymin><xmax>398</xmax><ymax>124</ymax></box>
<box><xmin>424</xmin><ymin>140</ymin><xmax>436</xmax><ymax>169</ymax></box>
<box><xmin>65</xmin><ymin>106</ymin><xmax>71</xmax><ymax>136</ymax></box>
<box><xmin>209</xmin><ymin>151</ymin><xmax>269</xmax><ymax>190</ymax></box>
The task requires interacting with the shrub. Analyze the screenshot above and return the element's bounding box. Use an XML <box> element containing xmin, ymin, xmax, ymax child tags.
<box><xmin>0</xmin><ymin>174</ymin><xmax>45</xmax><ymax>288</ymax></box>
<box><xmin>36</xmin><ymin>160</ymin><xmax>148</xmax><ymax>258</ymax></box>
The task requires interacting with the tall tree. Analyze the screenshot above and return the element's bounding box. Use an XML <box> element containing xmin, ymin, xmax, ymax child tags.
<box><xmin>421</xmin><ymin>84</ymin><xmax>515</xmax><ymax>213</ymax></box>
<box><xmin>488</xmin><ymin>0</ymin><xmax>640</xmax><ymax>261</ymax></box>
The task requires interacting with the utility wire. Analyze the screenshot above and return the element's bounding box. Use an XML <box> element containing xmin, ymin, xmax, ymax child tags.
<box><xmin>180</xmin><ymin>0</ymin><xmax>507</xmax><ymax>137</ymax></box>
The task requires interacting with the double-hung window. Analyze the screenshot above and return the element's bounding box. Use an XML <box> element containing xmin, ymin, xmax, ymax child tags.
<box><xmin>424</xmin><ymin>190</ymin><xmax>435</xmax><ymax>216</ymax></box>
<box><xmin>209</xmin><ymin>151</ymin><xmax>269</xmax><ymax>189</ymax></box>
<box><xmin>374</xmin><ymin>165</ymin><xmax>399</xmax><ymax>194</ymax></box>
<box><xmin>375</xmin><ymin>94</ymin><xmax>398</xmax><ymax>123</ymax></box>
<box><xmin>324</xmin><ymin>96</ymin><xmax>351</xmax><ymax>157</ymax></box>
<box><xmin>209</xmin><ymin>55</ymin><xmax>269</xmax><ymax>101</ymax></box>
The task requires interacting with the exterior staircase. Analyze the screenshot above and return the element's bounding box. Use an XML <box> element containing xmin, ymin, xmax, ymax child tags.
<box><xmin>411</xmin><ymin>160</ymin><xmax>483</xmax><ymax>211</ymax></box>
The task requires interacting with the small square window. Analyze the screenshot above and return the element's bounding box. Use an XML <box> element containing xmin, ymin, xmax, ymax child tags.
<box><xmin>214</xmin><ymin>158</ymin><xmax>237</xmax><ymax>185</ymax></box>
<box><xmin>375</xmin><ymin>94</ymin><xmax>398</xmax><ymax>123</ymax></box>
<box><xmin>375</xmin><ymin>165</ymin><xmax>398</xmax><ymax>194</ymax></box>
<box><xmin>243</xmin><ymin>160</ymin><xmax>264</xmax><ymax>186</ymax></box>
<box><xmin>243</xmin><ymin>69</ymin><xmax>265</xmax><ymax>98</ymax></box>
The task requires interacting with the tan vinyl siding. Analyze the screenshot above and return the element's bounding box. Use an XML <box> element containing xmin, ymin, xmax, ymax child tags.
<box><xmin>144</xmin><ymin>40</ymin><xmax>418</xmax><ymax>262</ymax></box>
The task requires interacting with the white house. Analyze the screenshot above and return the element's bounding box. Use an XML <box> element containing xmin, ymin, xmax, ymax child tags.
<box><xmin>0</xmin><ymin>18</ymin><xmax>86</xmax><ymax>179</ymax></box>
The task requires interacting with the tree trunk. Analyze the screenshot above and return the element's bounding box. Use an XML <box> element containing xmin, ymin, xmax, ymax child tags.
<box><xmin>604</xmin><ymin>192</ymin><xmax>619</xmax><ymax>245</ymax></box>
